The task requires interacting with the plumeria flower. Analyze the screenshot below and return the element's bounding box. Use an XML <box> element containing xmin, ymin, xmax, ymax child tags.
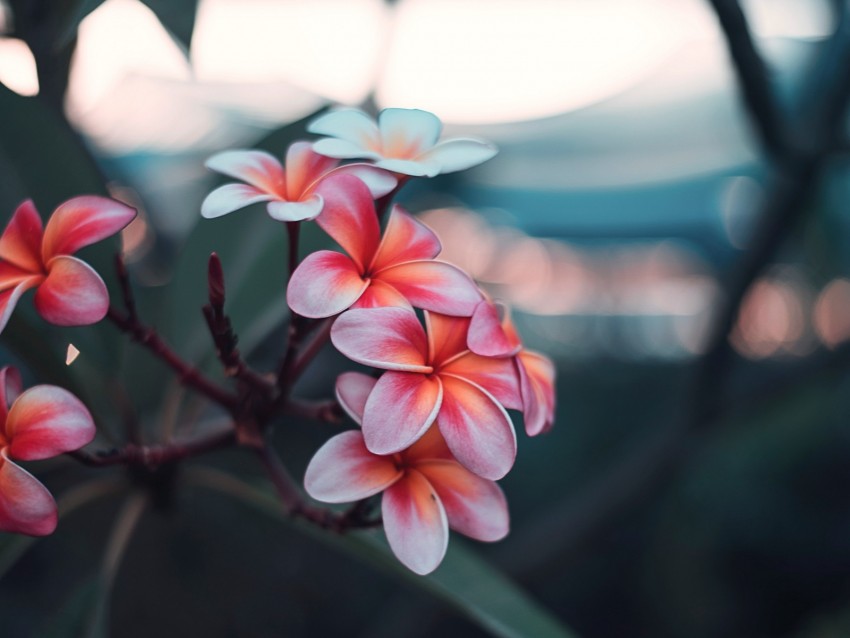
<box><xmin>468</xmin><ymin>300</ymin><xmax>557</xmax><ymax>436</ymax></box>
<box><xmin>331</xmin><ymin>307</ymin><xmax>521</xmax><ymax>480</ymax></box>
<box><xmin>308</xmin><ymin>107</ymin><xmax>498</xmax><ymax>178</ymax></box>
<box><xmin>287</xmin><ymin>174</ymin><xmax>482</xmax><ymax>318</ymax></box>
<box><xmin>305</xmin><ymin>372</ymin><xmax>509</xmax><ymax>575</ymax></box>
<box><xmin>0</xmin><ymin>366</ymin><xmax>96</xmax><ymax>535</ymax></box>
<box><xmin>0</xmin><ymin>197</ymin><xmax>137</xmax><ymax>334</ymax></box>
<box><xmin>201</xmin><ymin>140</ymin><xmax>397</xmax><ymax>222</ymax></box>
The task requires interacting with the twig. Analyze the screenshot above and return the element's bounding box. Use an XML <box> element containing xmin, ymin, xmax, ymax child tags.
<box><xmin>69</xmin><ymin>428</ymin><xmax>236</xmax><ymax>468</ymax></box>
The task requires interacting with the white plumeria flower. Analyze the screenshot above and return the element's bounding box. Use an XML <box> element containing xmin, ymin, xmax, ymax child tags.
<box><xmin>308</xmin><ymin>107</ymin><xmax>498</xmax><ymax>178</ymax></box>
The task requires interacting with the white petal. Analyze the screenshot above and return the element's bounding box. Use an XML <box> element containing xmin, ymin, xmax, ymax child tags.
<box><xmin>312</xmin><ymin>138</ymin><xmax>382</xmax><ymax>160</ymax></box>
<box><xmin>417</xmin><ymin>139</ymin><xmax>498</xmax><ymax>174</ymax></box>
<box><xmin>334</xmin><ymin>164</ymin><xmax>398</xmax><ymax>198</ymax></box>
<box><xmin>374</xmin><ymin>158</ymin><xmax>440</xmax><ymax>178</ymax></box>
<box><xmin>308</xmin><ymin>108</ymin><xmax>380</xmax><ymax>147</ymax></box>
<box><xmin>266</xmin><ymin>195</ymin><xmax>324</xmax><ymax>222</ymax></box>
<box><xmin>378</xmin><ymin>108</ymin><xmax>442</xmax><ymax>154</ymax></box>
<box><xmin>201</xmin><ymin>184</ymin><xmax>274</xmax><ymax>219</ymax></box>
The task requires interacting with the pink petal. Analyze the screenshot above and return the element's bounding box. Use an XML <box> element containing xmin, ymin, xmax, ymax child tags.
<box><xmin>375</xmin><ymin>260</ymin><xmax>483</xmax><ymax>316</ymax></box>
<box><xmin>0</xmin><ymin>277</ymin><xmax>41</xmax><ymax>335</ymax></box>
<box><xmin>0</xmin><ymin>451</ymin><xmax>56</xmax><ymax>536</ymax></box>
<box><xmin>0</xmin><ymin>261</ymin><xmax>39</xmax><ymax>291</ymax></box>
<box><xmin>41</xmin><ymin>196</ymin><xmax>136</xmax><ymax>262</ymax></box>
<box><xmin>378</xmin><ymin>108</ymin><xmax>442</xmax><ymax>158</ymax></box>
<box><xmin>369</xmin><ymin>206</ymin><xmax>441</xmax><ymax>273</ymax></box>
<box><xmin>440</xmin><ymin>352</ymin><xmax>522</xmax><ymax>410</ymax></box>
<box><xmin>34</xmin><ymin>256</ymin><xmax>109</xmax><ymax>326</ymax></box>
<box><xmin>417</xmin><ymin>460</ymin><xmax>509</xmax><ymax>541</ymax></box>
<box><xmin>374</xmin><ymin>158</ymin><xmax>439</xmax><ymax>177</ymax></box>
<box><xmin>425</xmin><ymin>312</ymin><xmax>471</xmax><ymax>368</ymax></box>
<box><xmin>205</xmin><ymin>150</ymin><xmax>285</xmax><ymax>196</ymax></box>
<box><xmin>307</xmin><ymin>108</ymin><xmax>380</xmax><ymax>150</ymax></box>
<box><xmin>403</xmin><ymin>424</ymin><xmax>453</xmax><ymax>463</ymax></box>
<box><xmin>0</xmin><ymin>200</ymin><xmax>43</xmax><ymax>273</ymax></box>
<box><xmin>286</xmin><ymin>251</ymin><xmax>368</xmax><ymax>319</ymax></box>
<box><xmin>328</xmin><ymin>164</ymin><xmax>397</xmax><ymax>199</ymax></box>
<box><xmin>335</xmin><ymin>371</ymin><xmax>377</xmax><ymax>424</ymax></box>
<box><xmin>284</xmin><ymin>141</ymin><xmax>339</xmax><ymax>200</ymax></box>
<box><xmin>437</xmin><ymin>375</ymin><xmax>517</xmax><ymax>480</ymax></box>
<box><xmin>0</xmin><ymin>366</ymin><xmax>22</xmax><ymax>423</ymax></box>
<box><xmin>468</xmin><ymin>301</ymin><xmax>521</xmax><ymax>357</ymax></box>
<box><xmin>382</xmin><ymin>469</ymin><xmax>448</xmax><ymax>575</ymax></box>
<box><xmin>200</xmin><ymin>184</ymin><xmax>275</xmax><ymax>219</ymax></box>
<box><xmin>351</xmin><ymin>280</ymin><xmax>413</xmax><ymax>311</ymax></box>
<box><xmin>304</xmin><ymin>430</ymin><xmax>402</xmax><ymax>503</ymax></box>
<box><xmin>330</xmin><ymin>307</ymin><xmax>430</xmax><ymax>372</ymax></box>
<box><xmin>313</xmin><ymin>174</ymin><xmax>380</xmax><ymax>272</ymax></box>
<box><xmin>6</xmin><ymin>385</ymin><xmax>95</xmax><ymax>460</ymax></box>
<box><xmin>519</xmin><ymin>350</ymin><xmax>557</xmax><ymax>436</ymax></box>
<box><xmin>266</xmin><ymin>195</ymin><xmax>324</xmax><ymax>223</ymax></box>
<box><xmin>417</xmin><ymin>138</ymin><xmax>498</xmax><ymax>174</ymax></box>
<box><xmin>362</xmin><ymin>372</ymin><xmax>442</xmax><ymax>455</ymax></box>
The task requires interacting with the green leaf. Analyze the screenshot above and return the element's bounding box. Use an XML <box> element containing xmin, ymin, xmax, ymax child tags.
<box><xmin>189</xmin><ymin>468</ymin><xmax>577</xmax><ymax>638</ymax></box>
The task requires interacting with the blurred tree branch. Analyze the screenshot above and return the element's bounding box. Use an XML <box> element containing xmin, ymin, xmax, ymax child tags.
<box><xmin>506</xmin><ymin>0</ymin><xmax>850</xmax><ymax>579</ymax></box>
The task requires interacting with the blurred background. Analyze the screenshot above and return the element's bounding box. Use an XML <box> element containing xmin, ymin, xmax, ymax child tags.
<box><xmin>2</xmin><ymin>0</ymin><xmax>850</xmax><ymax>636</ymax></box>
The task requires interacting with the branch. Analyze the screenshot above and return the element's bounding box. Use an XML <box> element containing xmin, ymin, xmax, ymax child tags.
<box><xmin>708</xmin><ymin>0</ymin><xmax>787</xmax><ymax>157</ymax></box>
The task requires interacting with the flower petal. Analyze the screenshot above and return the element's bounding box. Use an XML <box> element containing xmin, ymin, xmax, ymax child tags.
<box><xmin>0</xmin><ymin>277</ymin><xmax>41</xmax><ymax>335</ymax></box>
<box><xmin>205</xmin><ymin>150</ymin><xmax>285</xmax><ymax>196</ymax></box>
<box><xmin>403</xmin><ymin>424</ymin><xmax>453</xmax><ymax>463</ymax></box>
<box><xmin>437</xmin><ymin>375</ymin><xmax>517</xmax><ymax>480</ymax></box>
<box><xmin>382</xmin><ymin>469</ymin><xmax>448</xmax><ymax>575</ymax></box>
<box><xmin>468</xmin><ymin>301</ymin><xmax>521</xmax><ymax>357</ymax></box>
<box><xmin>41</xmin><ymin>196</ymin><xmax>136</xmax><ymax>261</ymax></box>
<box><xmin>425</xmin><ymin>312</ymin><xmax>471</xmax><ymax>368</ymax></box>
<box><xmin>0</xmin><ymin>200</ymin><xmax>43</xmax><ymax>272</ymax></box>
<box><xmin>6</xmin><ymin>384</ymin><xmax>96</xmax><ymax>460</ymax></box>
<box><xmin>351</xmin><ymin>279</ymin><xmax>413</xmax><ymax>311</ymax></box>
<box><xmin>313</xmin><ymin>174</ymin><xmax>380</xmax><ymax>272</ymax></box>
<box><xmin>328</xmin><ymin>164</ymin><xmax>397</xmax><ymax>199</ymax></box>
<box><xmin>308</xmin><ymin>108</ymin><xmax>380</xmax><ymax>149</ymax></box>
<box><xmin>287</xmin><ymin>251</ymin><xmax>367</xmax><ymax>319</ymax></box>
<box><xmin>266</xmin><ymin>195</ymin><xmax>324</xmax><ymax>222</ymax></box>
<box><xmin>378</xmin><ymin>108</ymin><xmax>442</xmax><ymax>157</ymax></box>
<box><xmin>0</xmin><ymin>262</ymin><xmax>38</xmax><ymax>291</ymax></box>
<box><xmin>335</xmin><ymin>371</ymin><xmax>377</xmax><ymax>425</ymax></box>
<box><xmin>374</xmin><ymin>158</ymin><xmax>439</xmax><ymax>178</ymax></box>
<box><xmin>362</xmin><ymin>372</ymin><xmax>442</xmax><ymax>455</ymax></box>
<box><xmin>330</xmin><ymin>307</ymin><xmax>430</xmax><ymax>372</ymax></box>
<box><xmin>0</xmin><ymin>366</ymin><xmax>22</xmax><ymax>423</ymax></box>
<box><xmin>312</xmin><ymin>138</ymin><xmax>382</xmax><ymax>161</ymax></box>
<box><xmin>375</xmin><ymin>260</ymin><xmax>483</xmax><ymax>316</ymax></box>
<box><xmin>519</xmin><ymin>350</ymin><xmax>557</xmax><ymax>436</ymax></box>
<box><xmin>304</xmin><ymin>430</ymin><xmax>402</xmax><ymax>504</ymax></box>
<box><xmin>417</xmin><ymin>138</ymin><xmax>498</xmax><ymax>174</ymax></box>
<box><xmin>34</xmin><ymin>256</ymin><xmax>109</xmax><ymax>326</ymax></box>
<box><xmin>201</xmin><ymin>184</ymin><xmax>275</xmax><ymax>219</ymax></box>
<box><xmin>369</xmin><ymin>206</ymin><xmax>441</xmax><ymax>273</ymax></box>
<box><xmin>0</xmin><ymin>451</ymin><xmax>56</xmax><ymax>536</ymax></box>
<box><xmin>417</xmin><ymin>460</ymin><xmax>509</xmax><ymax>542</ymax></box>
<box><xmin>284</xmin><ymin>141</ymin><xmax>339</xmax><ymax>200</ymax></box>
<box><xmin>441</xmin><ymin>352</ymin><xmax>522</xmax><ymax>410</ymax></box>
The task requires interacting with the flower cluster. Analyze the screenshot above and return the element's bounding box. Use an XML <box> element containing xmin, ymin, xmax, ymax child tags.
<box><xmin>200</xmin><ymin>107</ymin><xmax>556</xmax><ymax>574</ymax></box>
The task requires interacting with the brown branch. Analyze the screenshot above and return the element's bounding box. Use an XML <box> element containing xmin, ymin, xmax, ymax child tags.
<box><xmin>69</xmin><ymin>428</ymin><xmax>236</xmax><ymax>468</ymax></box>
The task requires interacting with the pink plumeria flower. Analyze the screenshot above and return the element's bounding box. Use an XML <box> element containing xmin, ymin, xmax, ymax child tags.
<box><xmin>0</xmin><ymin>366</ymin><xmax>96</xmax><ymax>535</ymax></box>
<box><xmin>331</xmin><ymin>307</ymin><xmax>521</xmax><ymax>480</ymax></box>
<box><xmin>308</xmin><ymin>107</ymin><xmax>498</xmax><ymax>178</ymax></box>
<box><xmin>287</xmin><ymin>174</ymin><xmax>483</xmax><ymax>318</ymax></box>
<box><xmin>305</xmin><ymin>372</ymin><xmax>509</xmax><ymax>575</ymax></box>
<box><xmin>201</xmin><ymin>140</ymin><xmax>397</xmax><ymax>222</ymax></box>
<box><xmin>0</xmin><ymin>197</ymin><xmax>137</xmax><ymax>334</ymax></box>
<box><xmin>468</xmin><ymin>300</ymin><xmax>557</xmax><ymax>436</ymax></box>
